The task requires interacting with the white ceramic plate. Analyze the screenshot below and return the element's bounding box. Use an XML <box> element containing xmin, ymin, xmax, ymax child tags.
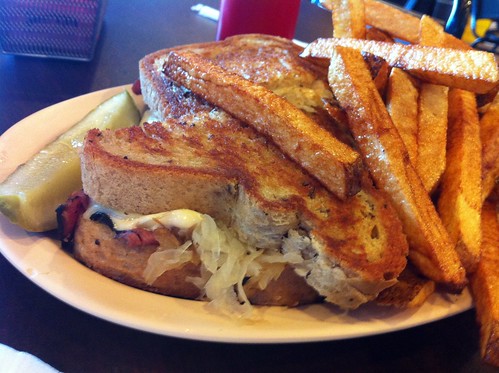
<box><xmin>0</xmin><ymin>86</ymin><xmax>473</xmax><ymax>344</ymax></box>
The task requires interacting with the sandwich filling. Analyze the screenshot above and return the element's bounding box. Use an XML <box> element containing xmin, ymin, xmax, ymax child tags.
<box><xmin>82</xmin><ymin>202</ymin><xmax>310</xmax><ymax>317</ymax></box>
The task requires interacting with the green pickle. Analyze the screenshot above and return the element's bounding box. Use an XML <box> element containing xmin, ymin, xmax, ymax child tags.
<box><xmin>0</xmin><ymin>91</ymin><xmax>141</xmax><ymax>232</ymax></box>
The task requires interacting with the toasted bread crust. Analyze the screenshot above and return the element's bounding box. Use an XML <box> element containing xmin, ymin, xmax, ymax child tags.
<box><xmin>142</xmin><ymin>35</ymin><xmax>363</xmax><ymax>201</ymax></box>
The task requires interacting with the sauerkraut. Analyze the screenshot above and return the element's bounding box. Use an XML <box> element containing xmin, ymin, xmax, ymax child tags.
<box><xmin>88</xmin><ymin>202</ymin><xmax>306</xmax><ymax>317</ymax></box>
<box><xmin>143</xmin><ymin>213</ymin><xmax>304</xmax><ymax>317</ymax></box>
<box><xmin>269</xmin><ymin>79</ymin><xmax>333</xmax><ymax>113</ymax></box>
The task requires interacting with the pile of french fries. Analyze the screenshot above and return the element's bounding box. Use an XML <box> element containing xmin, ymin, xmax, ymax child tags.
<box><xmin>312</xmin><ymin>0</ymin><xmax>498</xmax><ymax>366</ymax></box>
<box><xmin>163</xmin><ymin>0</ymin><xmax>498</xmax><ymax>366</ymax></box>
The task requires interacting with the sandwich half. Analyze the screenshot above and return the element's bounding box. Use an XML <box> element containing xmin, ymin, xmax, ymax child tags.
<box><xmin>65</xmin><ymin>34</ymin><xmax>408</xmax><ymax>313</ymax></box>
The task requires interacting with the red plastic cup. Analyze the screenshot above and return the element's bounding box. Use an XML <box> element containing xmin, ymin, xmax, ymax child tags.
<box><xmin>216</xmin><ymin>0</ymin><xmax>301</xmax><ymax>41</ymax></box>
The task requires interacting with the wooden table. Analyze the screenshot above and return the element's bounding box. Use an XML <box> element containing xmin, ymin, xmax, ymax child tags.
<box><xmin>0</xmin><ymin>1</ymin><xmax>495</xmax><ymax>372</ymax></box>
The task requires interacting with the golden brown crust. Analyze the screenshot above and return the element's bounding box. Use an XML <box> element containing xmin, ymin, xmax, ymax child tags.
<box><xmin>81</xmin><ymin>125</ymin><xmax>238</xmax><ymax>221</ymax></box>
<box><xmin>140</xmin><ymin>34</ymin><xmax>329</xmax><ymax>94</ymax></box>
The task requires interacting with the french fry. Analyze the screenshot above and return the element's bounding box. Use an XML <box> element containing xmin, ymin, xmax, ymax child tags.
<box><xmin>376</xmin><ymin>264</ymin><xmax>435</xmax><ymax>308</ymax></box>
<box><xmin>302</xmin><ymin>38</ymin><xmax>498</xmax><ymax>94</ymax></box>
<box><xmin>321</xmin><ymin>1</ymin><xmax>496</xmax><ymax>363</ymax></box>
<box><xmin>331</xmin><ymin>0</ymin><xmax>366</xmax><ymax>39</ymax></box>
<box><xmin>366</xmin><ymin>26</ymin><xmax>395</xmax><ymax>43</ymax></box>
<box><xmin>480</xmin><ymin>92</ymin><xmax>499</xmax><ymax>202</ymax></box>
<box><xmin>470</xmin><ymin>201</ymin><xmax>499</xmax><ymax>367</ymax></box>
<box><xmin>437</xmin><ymin>89</ymin><xmax>482</xmax><ymax>273</ymax></box>
<box><xmin>364</xmin><ymin>0</ymin><xmax>472</xmax><ymax>50</ymax></box>
<box><xmin>478</xmin><ymin>84</ymin><xmax>499</xmax><ymax>109</ymax></box>
<box><xmin>416</xmin><ymin>15</ymin><xmax>449</xmax><ymax>194</ymax></box>
<box><xmin>385</xmin><ymin>68</ymin><xmax>419</xmax><ymax>165</ymax></box>
<box><xmin>419</xmin><ymin>12</ymin><xmax>497</xmax><ymax>123</ymax></box>
<box><xmin>327</xmin><ymin>45</ymin><xmax>466</xmax><ymax>291</ymax></box>
<box><xmin>418</xmin><ymin>14</ymin><xmax>472</xmax><ymax>50</ymax></box>
<box><xmin>322</xmin><ymin>99</ymin><xmax>355</xmax><ymax>147</ymax></box>
<box><xmin>162</xmin><ymin>50</ymin><xmax>362</xmax><ymax>200</ymax></box>
<box><xmin>364</xmin><ymin>0</ymin><xmax>420</xmax><ymax>43</ymax></box>
<box><xmin>323</xmin><ymin>99</ymin><xmax>349</xmax><ymax>128</ymax></box>
<box><xmin>415</xmin><ymin>83</ymin><xmax>449</xmax><ymax>193</ymax></box>
<box><xmin>363</xmin><ymin>52</ymin><xmax>390</xmax><ymax>96</ymax></box>
<box><xmin>365</xmin><ymin>28</ymin><xmax>393</xmax><ymax>96</ymax></box>
<box><xmin>419</xmin><ymin>15</ymin><xmax>446</xmax><ymax>46</ymax></box>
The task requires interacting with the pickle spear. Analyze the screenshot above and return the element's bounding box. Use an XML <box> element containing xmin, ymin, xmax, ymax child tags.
<box><xmin>0</xmin><ymin>90</ymin><xmax>141</xmax><ymax>232</ymax></box>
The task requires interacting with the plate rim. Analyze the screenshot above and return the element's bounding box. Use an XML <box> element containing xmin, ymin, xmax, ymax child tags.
<box><xmin>0</xmin><ymin>86</ymin><xmax>473</xmax><ymax>344</ymax></box>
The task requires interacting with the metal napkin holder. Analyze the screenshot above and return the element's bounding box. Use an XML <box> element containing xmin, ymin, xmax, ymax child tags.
<box><xmin>0</xmin><ymin>0</ymin><xmax>107</xmax><ymax>61</ymax></box>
